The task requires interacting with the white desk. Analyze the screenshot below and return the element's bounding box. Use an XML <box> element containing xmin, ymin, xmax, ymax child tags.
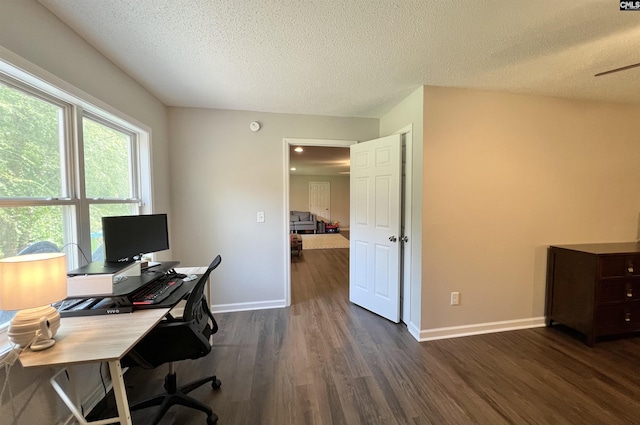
<box><xmin>20</xmin><ymin>308</ymin><xmax>170</xmax><ymax>425</ymax></box>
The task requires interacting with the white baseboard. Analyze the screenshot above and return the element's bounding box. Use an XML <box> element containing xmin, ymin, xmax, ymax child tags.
<box><xmin>211</xmin><ymin>299</ymin><xmax>287</xmax><ymax>314</ymax></box>
<box><xmin>174</xmin><ymin>299</ymin><xmax>287</xmax><ymax>320</ymax></box>
<box><xmin>416</xmin><ymin>316</ymin><xmax>546</xmax><ymax>342</ymax></box>
<box><xmin>406</xmin><ymin>321</ymin><xmax>422</xmax><ymax>341</ymax></box>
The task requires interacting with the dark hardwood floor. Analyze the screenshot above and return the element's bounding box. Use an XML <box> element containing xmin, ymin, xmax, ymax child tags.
<box><xmin>91</xmin><ymin>246</ymin><xmax>640</xmax><ymax>424</ymax></box>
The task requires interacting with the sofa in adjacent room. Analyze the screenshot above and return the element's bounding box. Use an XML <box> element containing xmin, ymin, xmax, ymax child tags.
<box><xmin>290</xmin><ymin>211</ymin><xmax>317</xmax><ymax>233</ymax></box>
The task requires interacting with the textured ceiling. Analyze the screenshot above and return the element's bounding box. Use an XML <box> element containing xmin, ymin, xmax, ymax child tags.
<box><xmin>39</xmin><ymin>0</ymin><xmax>640</xmax><ymax>118</ymax></box>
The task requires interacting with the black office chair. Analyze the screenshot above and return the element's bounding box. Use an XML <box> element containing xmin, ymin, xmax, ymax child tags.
<box><xmin>123</xmin><ymin>255</ymin><xmax>222</xmax><ymax>425</ymax></box>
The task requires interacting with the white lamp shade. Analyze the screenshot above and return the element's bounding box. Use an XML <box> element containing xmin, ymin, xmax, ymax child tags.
<box><xmin>0</xmin><ymin>253</ymin><xmax>68</xmax><ymax>310</ymax></box>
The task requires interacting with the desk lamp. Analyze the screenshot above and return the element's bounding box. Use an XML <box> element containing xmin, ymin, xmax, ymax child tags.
<box><xmin>0</xmin><ymin>253</ymin><xmax>67</xmax><ymax>351</ymax></box>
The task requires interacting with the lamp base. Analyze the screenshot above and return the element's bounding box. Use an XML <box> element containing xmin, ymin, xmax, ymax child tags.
<box><xmin>31</xmin><ymin>338</ymin><xmax>56</xmax><ymax>351</ymax></box>
<box><xmin>8</xmin><ymin>305</ymin><xmax>60</xmax><ymax>349</ymax></box>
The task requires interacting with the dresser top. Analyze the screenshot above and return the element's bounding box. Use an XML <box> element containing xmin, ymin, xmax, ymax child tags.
<box><xmin>550</xmin><ymin>242</ymin><xmax>640</xmax><ymax>255</ymax></box>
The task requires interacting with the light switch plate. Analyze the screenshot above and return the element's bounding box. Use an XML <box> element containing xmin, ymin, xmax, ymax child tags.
<box><xmin>257</xmin><ymin>211</ymin><xmax>265</xmax><ymax>223</ymax></box>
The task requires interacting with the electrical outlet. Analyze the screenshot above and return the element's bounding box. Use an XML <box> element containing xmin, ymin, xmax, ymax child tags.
<box><xmin>450</xmin><ymin>291</ymin><xmax>460</xmax><ymax>306</ymax></box>
<box><xmin>257</xmin><ymin>211</ymin><xmax>265</xmax><ymax>223</ymax></box>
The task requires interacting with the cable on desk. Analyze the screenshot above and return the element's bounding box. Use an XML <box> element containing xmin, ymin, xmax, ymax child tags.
<box><xmin>0</xmin><ymin>335</ymin><xmax>39</xmax><ymax>422</ymax></box>
<box><xmin>0</xmin><ymin>332</ymin><xmax>60</xmax><ymax>423</ymax></box>
<box><xmin>99</xmin><ymin>362</ymin><xmax>107</xmax><ymax>396</ymax></box>
<box><xmin>0</xmin><ymin>360</ymin><xmax>16</xmax><ymax>420</ymax></box>
<box><xmin>61</xmin><ymin>242</ymin><xmax>91</xmax><ymax>264</ymax></box>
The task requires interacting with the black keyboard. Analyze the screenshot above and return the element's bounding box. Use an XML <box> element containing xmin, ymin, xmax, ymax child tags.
<box><xmin>131</xmin><ymin>276</ymin><xmax>183</xmax><ymax>305</ymax></box>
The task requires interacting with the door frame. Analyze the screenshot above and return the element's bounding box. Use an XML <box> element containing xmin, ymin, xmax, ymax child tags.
<box><xmin>283</xmin><ymin>138</ymin><xmax>357</xmax><ymax>306</ymax></box>
<box><xmin>283</xmin><ymin>132</ymin><xmax>413</xmax><ymax>317</ymax></box>
<box><xmin>396</xmin><ymin>124</ymin><xmax>413</xmax><ymax>324</ymax></box>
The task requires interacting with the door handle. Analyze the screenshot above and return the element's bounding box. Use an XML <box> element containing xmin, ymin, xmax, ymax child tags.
<box><xmin>401</xmin><ymin>236</ymin><xmax>409</xmax><ymax>242</ymax></box>
<box><xmin>389</xmin><ymin>236</ymin><xmax>397</xmax><ymax>242</ymax></box>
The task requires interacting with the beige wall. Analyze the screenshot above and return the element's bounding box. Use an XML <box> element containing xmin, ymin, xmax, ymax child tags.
<box><xmin>0</xmin><ymin>0</ymin><xmax>171</xmax><ymax>423</ymax></box>
<box><xmin>167</xmin><ymin>107</ymin><xmax>378</xmax><ymax>308</ymax></box>
<box><xmin>290</xmin><ymin>174</ymin><xmax>350</xmax><ymax>228</ymax></box>
<box><xmin>421</xmin><ymin>86</ymin><xmax>640</xmax><ymax>332</ymax></box>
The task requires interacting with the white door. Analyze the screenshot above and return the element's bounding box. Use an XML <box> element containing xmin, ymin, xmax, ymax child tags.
<box><xmin>309</xmin><ymin>182</ymin><xmax>330</xmax><ymax>222</ymax></box>
<box><xmin>349</xmin><ymin>134</ymin><xmax>402</xmax><ymax>322</ymax></box>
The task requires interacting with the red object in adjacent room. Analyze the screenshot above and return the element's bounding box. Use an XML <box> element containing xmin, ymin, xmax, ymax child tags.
<box><xmin>325</xmin><ymin>224</ymin><xmax>339</xmax><ymax>233</ymax></box>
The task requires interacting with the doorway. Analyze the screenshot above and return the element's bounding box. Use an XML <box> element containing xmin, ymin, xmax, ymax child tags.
<box><xmin>284</xmin><ymin>139</ymin><xmax>356</xmax><ymax>306</ymax></box>
<box><xmin>283</xmin><ymin>132</ymin><xmax>413</xmax><ymax>324</ymax></box>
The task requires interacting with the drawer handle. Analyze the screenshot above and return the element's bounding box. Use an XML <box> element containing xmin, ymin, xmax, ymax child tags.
<box><xmin>625</xmin><ymin>312</ymin><xmax>632</xmax><ymax>322</ymax></box>
<box><xmin>628</xmin><ymin>288</ymin><xmax>634</xmax><ymax>298</ymax></box>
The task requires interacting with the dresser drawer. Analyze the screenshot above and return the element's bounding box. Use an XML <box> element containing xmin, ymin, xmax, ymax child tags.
<box><xmin>598</xmin><ymin>280</ymin><xmax>640</xmax><ymax>303</ymax></box>
<box><xmin>600</xmin><ymin>256</ymin><xmax>640</xmax><ymax>278</ymax></box>
<box><xmin>595</xmin><ymin>304</ymin><xmax>640</xmax><ymax>330</ymax></box>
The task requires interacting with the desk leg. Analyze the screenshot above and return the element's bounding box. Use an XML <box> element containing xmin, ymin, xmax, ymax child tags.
<box><xmin>51</xmin><ymin>367</ymin><xmax>125</xmax><ymax>425</ymax></box>
<box><xmin>108</xmin><ymin>360</ymin><xmax>133</xmax><ymax>425</ymax></box>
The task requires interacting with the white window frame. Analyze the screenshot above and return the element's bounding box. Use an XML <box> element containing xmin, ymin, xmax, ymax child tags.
<box><xmin>0</xmin><ymin>47</ymin><xmax>154</xmax><ymax>352</ymax></box>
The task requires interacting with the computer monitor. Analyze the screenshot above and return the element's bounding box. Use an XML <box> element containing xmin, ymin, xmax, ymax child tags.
<box><xmin>102</xmin><ymin>214</ymin><xmax>169</xmax><ymax>263</ymax></box>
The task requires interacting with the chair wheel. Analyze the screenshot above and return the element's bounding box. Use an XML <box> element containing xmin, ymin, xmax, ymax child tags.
<box><xmin>207</xmin><ymin>413</ymin><xmax>219</xmax><ymax>424</ymax></box>
<box><xmin>212</xmin><ymin>378</ymin><xmax>222</xmax><ymax>389</ymax></box>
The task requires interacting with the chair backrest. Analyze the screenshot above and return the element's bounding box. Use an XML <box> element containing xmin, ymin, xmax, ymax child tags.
<box><xmin>183</xmin><ymin>255</ymin><xmax>222</xmax><ymax>323</ymax></box>
<box><xmin>121</xmin><ymin>255</ymin><xmax>222</xmax><ymax>368</ymax></box>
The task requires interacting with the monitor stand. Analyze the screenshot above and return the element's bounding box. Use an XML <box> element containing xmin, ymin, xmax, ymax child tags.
<box><xmin>141</xmin><ymin>261</ymin><xmax>162</xmax><ymax>270</ymax></box>
<box><xmin>68</xmin><ymin>261</ymin><xmax>136</xmax><ymax>276</ymax></box>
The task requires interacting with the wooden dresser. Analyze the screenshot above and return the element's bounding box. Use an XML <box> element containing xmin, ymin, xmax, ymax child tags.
<box><xmin>546</xmin><ymin>242</ymin><xmax>640</xmax><ymax>346</ymax></box>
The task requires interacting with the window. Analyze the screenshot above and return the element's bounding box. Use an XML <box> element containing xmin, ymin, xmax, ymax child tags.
<box><xmin>0</xmin><ymin>61</ymin><xmax>152</xmax><ymax>338</ymax></box>
<box><xmin>83</xmin><ymin>116</ymin><xmax>141</xmax><ymax>261</ymax></box>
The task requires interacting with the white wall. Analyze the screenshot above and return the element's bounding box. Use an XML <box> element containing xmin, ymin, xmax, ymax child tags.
<box><xmin>167</xmin><ymin>108</ymin><xmax>378</xmax><ymax>309</ymax></box>
<box><xmin>290</xmin><ymin>174</ymin><xmax>350</xmax><ymax>228</ymax></box>
<box><xmin>421</xmin><ymin>86</ymin><xmax>640</xmax><ymax>336</ymax></box>
<box><xmin>0</xmin><ymin>1</ymin><xmax>171</xmax><ymax>423</ymax></box>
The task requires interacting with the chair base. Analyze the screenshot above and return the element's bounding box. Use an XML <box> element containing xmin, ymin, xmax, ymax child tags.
<box><xmin>130</xmin><ymin>370</ymin><xmax>221</xmax><ymax>425</ymax></box>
